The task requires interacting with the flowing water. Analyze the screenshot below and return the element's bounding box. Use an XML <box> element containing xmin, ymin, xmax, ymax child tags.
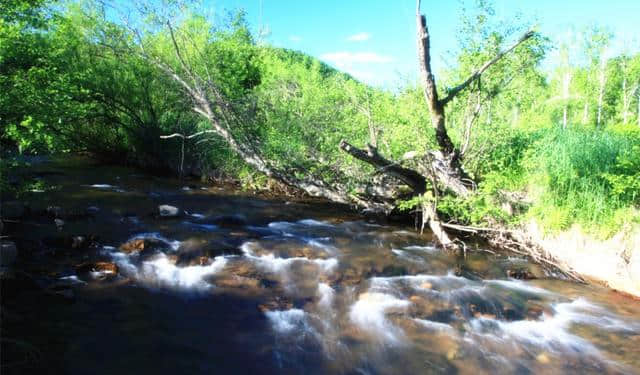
<box><xmin>2</xmin><ymin>156</ymin><xmax>640</xmax><ymax>374</ymax></box>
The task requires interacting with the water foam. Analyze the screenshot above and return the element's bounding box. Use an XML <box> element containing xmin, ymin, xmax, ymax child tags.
<box><xmin>241</xmin><ymin>242</ymin><xmax>338</xmax><ymax>274</ymax></box>
<box><xmin>414</xmin><ymin>318</ymin><xmax>455</xmax><ymax>332</ymax></box>
<box><xmin>349</xmin><ymin>292</ymin><xmax>410</xmax><ymax>344</ymax></box>
<box><xmin>136</xmin><ymin>253</ymin><xmax>228</xmax><ymax>290</ymax></box>
<box><xmin>317</xmin><ymin>283</ymin><xmax>335</xmax><ymax>310</ymax></box>
<box><xmin>265</xmin><ymin>308</ymin><xmax>308</xmax><ymax>334</ymax></box>
<box><xmin>469</xmin><ymin>298</ymin><xmax>640</xmax><ymax>355</ymax></box>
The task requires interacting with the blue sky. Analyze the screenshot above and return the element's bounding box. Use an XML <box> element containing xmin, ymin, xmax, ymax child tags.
<box><xmin>205</xmin><ymin>0</ymin><xmax>640</xmax><ymax>88</ymax></box>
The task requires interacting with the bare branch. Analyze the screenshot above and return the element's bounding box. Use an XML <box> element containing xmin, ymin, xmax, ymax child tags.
<box><xmin>160</xmin><ymin>130</ymin><xmax>218</xmax><ymax>139</ymax></box>
<box><xmin>440</xmin><ymin>30</ymin><xmax>535</xmax><ymax>106</ymax></box>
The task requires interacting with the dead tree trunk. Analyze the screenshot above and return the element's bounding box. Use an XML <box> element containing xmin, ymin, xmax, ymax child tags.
<box><xmin>339</xmin><ymin>0</ymin><xmax>534</xmax><ymax>249</ymax></box>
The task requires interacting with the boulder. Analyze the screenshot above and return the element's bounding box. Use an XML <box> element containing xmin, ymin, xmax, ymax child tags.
<box><xmin>158</xmin><ymin>204</ymin><xmax>182</xmax><ymax>218</ymax></box>
<box><xmin>0</xmin><ymin>241</ymin><xmax>17</xmax><ymax>266</ymax></box>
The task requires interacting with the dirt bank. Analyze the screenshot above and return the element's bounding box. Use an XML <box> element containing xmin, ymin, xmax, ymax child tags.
<box><xmin>527</xmin><ymin>221</ymin><xmax>640</xmax><ymax>298</ymax></box>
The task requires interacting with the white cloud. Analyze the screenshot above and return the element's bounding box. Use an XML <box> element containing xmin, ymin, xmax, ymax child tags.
<box><xmin>320</xmin><ymin>52</ymin><xmax>394</xmax><ymax>68</ymax></box>
<box><xmin>289</xmin><ymin>35</ymin><xmax>302</xmax><ymax>42</ymax></box>
<box><xmin>347</xmin><ymin>32</ymin><xmax>371</xmax><ymax>42</ymax></box>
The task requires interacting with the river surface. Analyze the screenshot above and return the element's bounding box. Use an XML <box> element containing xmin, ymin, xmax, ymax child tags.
<box><xmin>2</xmin><ymin>157</ymin><xmax>640</xmax><ymax>374</ymax></box>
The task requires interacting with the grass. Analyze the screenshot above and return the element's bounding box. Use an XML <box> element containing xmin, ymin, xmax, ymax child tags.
<box><xmin>464</xmin><ymin>125</ymin><xmax>640</xmax><ymax>238</ymax></box>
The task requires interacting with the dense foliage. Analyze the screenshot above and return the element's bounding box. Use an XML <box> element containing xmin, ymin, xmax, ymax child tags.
<box><xmin>1</xmin><ymin>0</ymin><xmax>639</xmax><ymax>237</ymax></box>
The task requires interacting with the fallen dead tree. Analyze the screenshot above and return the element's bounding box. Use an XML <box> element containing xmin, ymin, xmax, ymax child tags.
<box><xmin>338</xmin><ymin>0</ymin><xmax>535</xmax><ymax>251</ymax></box>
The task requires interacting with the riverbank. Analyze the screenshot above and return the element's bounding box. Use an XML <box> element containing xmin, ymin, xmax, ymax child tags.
<box><xmin>526</xmin><ymin>221</ymin><xmax>640</xmax><ymax>298</ymax></box>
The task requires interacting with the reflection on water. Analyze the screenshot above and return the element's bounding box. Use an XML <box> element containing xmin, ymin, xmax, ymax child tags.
<box><xmin>3</xmin><ymin>156</ymin><xmax>640</xmax><ymax>374</ymax></box>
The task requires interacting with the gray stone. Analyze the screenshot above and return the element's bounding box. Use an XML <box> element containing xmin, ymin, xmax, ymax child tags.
<box><xmin>0</xmin><ymin>241</ymin><xmax>17</xmax><ymax>266</ymax></box>
<box><xmin>158</xmin><ymin>204</ymin><xmax>181</xmax><ymax>218</ymax></box>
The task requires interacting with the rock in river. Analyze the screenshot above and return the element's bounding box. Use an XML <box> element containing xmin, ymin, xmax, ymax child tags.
<box><xmin>158</xmin><ymin>204</ymin><xmax>182</xmax><ymax>218</ymax></box>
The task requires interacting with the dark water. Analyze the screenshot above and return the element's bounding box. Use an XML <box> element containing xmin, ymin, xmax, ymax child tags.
<box><xmin>2</xmin><ymin>157</ymin><xmax>640</xmax><ymax>374</ymax></box>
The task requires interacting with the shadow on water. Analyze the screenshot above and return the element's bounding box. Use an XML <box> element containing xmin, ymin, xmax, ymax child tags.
<box><xmin>2</xmin><ymin>156</ymin><xmax>640</xmax><ymax>375</ymax></box>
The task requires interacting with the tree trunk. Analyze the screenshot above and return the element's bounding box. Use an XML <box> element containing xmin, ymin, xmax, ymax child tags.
<box><xmin>562</xmin><ymin>71</ymin><xmax>572</xmax><ymax>129</ymax></box>
<box><xmin>623</xmin><ymin>76</ymin><xmax>628</xmax><ymax>124</ymax></box>
<box><xmin>597</xmin><ymin>58</ymin><xmax>606</xmax><ymax>127</ymax></box>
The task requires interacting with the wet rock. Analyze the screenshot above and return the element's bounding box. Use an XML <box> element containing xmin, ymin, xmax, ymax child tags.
<box><xmin>2</xmin><ymin>201</ymin><xmax>27</xmax><ymax>219</ymax></box>
<box><xmin>408</xmin><ymin>295</ymin><xmax>445</xmax><ymax>319</ymax></box>
<box><xmin>536</xmin><ymin>352</ymin><xmax>551</xmax><ymax>364</ymax></box>
<box><xmin>468</xmin><ymin>301</ymin><xmax>500</xmax><ymax>320</ymax></box>
<box><xmin>502</xmin><ymin>307</ymin><xmax>524</xmax><ymax>321</ymax></box>
<box><xmin>76</xmin><ymin>261</ymin><xmax>118</xmax><ymax>275</ymax></box>
<box><xmin>0</xmin><ymin>241</ymin><xmax>17</xmax><ymax>266</ymax></box>
<box><xmin>524</xmin><ymin>303</ymin><xmax>553</xmax><ymax>320</ymax></box>
<box><xmin>158</xmin><ymin>204</ymin><xmax>182</xmax><ymax>218</ymax></box>
<box><xmin>119</xmin><ymin>239</ymin><xmax>146</xmax><ymax>253</ymax></box>
<box><xmin>54</xmin><ymin>218</ymin><xmax>65</xmax><ymax>230</ymax></box>
<box><xmin>215</xmin><ymin>275</ymin><xmax>261</xmax><ymax>289</ymax></box>
<box><xmin>210</xmin><ymin>214</ymin><xmax>247</xmax><ymax>228</ymax></box>
<box><xmin>224</xmin><ymin>261</ymin><xmax>271</xmax><ymax>284</ymax></box>
<box><xmin>506</xmin><ymin>268</ymin><xmax>537</xmax><ymax>280</ymax></box>
<box><xmin>258</xmin><ymin>296</ymin><xmax>293</xmax><ymax>312</ymax></box>
<box><xmin>175</xmin><ymin>239</ymin><xmax>241</xmax><ymax>266</ymax></box>
<box><xmin>446</xmin><ymin>347</ymin><xmax>459</xmax><ymax>360</ymax></box>
<box><xmin>292</xmin><ymin>246</ymin><xmax>329</xmax><ymax>260</ymax></box>
<box><xmin>339</xmin><ymin>267</ymin><xmax>365</xmax><ymax>286</ymax></box>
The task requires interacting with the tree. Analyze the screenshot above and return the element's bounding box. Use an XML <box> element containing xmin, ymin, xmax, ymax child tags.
<box><xmin>339</xmin><ymin>0</ymin><xmax>539</xmax><ymax>248</ymax></box>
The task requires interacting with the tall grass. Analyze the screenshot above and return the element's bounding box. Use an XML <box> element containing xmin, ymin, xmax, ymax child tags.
<box><xmin>522</xmin><ymin>127</ymin><xmax>639</xmax><ymax>236</ymax></box>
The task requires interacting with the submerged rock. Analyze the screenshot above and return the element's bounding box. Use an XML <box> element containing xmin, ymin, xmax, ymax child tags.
<box><xmin>258</xmin><ymin>296</ymin><xmax>293</xmax><ymax>312</ymax></box>
<box><xmin>158</xmin><ymin>204</ymin><xmax>182</xmax><ymax>218</ymax></box>
<box><xmin>210</xmin><ymin>214</ymin><xmax>247</xmax><ymax>228</ymax></box>
<box><xmin>215</xmin><ymin>275</ymin><xmax>261</xmax><ymax>289</ymax></box>
<box><xmin>506</xmin><ymin>268</ymin><xmax>537</xmax><ymax>280</ymax></box>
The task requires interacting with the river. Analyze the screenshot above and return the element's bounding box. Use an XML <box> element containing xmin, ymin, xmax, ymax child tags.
<box><xmin>2</xmin><ymin>156</ymin><xmax>640</xmax><ymax>374</ymax></box>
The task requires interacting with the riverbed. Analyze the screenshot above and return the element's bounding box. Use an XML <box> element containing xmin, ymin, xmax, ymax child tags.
<box><xmin>2</xmin><ymin>156</ymin><xmax>640</xmax><ymax>374</ymax></box>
